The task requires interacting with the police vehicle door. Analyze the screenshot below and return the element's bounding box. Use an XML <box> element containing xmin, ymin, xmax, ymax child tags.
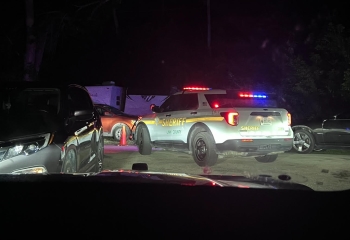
<box><xmin>162</xmin><ymin>93</ymin><xmax>199</xmax><ymax>142</ymax></box>
<box><xmin>153</xmin><ymin>95</ymin><xmax>179</xmax><ymax>141</ymax></box>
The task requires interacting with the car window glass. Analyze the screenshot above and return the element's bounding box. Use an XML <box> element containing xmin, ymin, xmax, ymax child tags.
<box><xmin>95</xmin><ymin>106</ymin><xmax>104</xmax><ymax>116</ymax></box>
<box><xmin>159</xmin><ymin>96</ymin><xmax>177</xmax><ymax>112</ymax></box>
<box><xmin>176</xmin><ymin>94</ymin><xmax>198</xmax><ymax>111</ymax></box>
<box><xmin>336</xmin><ymin>112</ymin><xmax>350</xmax><ymax>119</ymax></box>
<box><xmin>68</xmin><ymin>87</ymin><xmax>93</xmax><ymax>111</ymax></box>
<box><xmin>109</xmin><ymin>106</ymin><xmax>123</xmax><ymax>115</ymax></box>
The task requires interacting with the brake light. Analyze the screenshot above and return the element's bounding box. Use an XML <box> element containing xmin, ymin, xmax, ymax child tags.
<box><xmin>183</xmin><ymin>87</ymin><xmax>211</xmax><ymax>90</ymax></box>
<box><xmin>214</xmin><ymin>103</ymin><xmax>219</xmax><ymax>108</ymax></box>
<box><xmin>239</xmin><ymin>92</ymin><xmax>267</xmax><ymax>98</ymax></box>
<box><xmin>221</xmin><ymin>112</ymin><xmax>239</xmax><ymax>126</ymax></box>
<box><xmin>287</xmin><ymin>112</ymin><xmax>291</xmax><ymax>126</ymax></box>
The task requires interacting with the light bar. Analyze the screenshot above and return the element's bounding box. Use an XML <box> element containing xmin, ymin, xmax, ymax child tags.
<box><xmin>183</xmin><ymin>87</ymin><xmax>211</xmax><ymax>90</ymax></box>
<box><xmin>239</xmin><ymin>93</ymin><xmax>267</xmax><ymax>98</ymax></box>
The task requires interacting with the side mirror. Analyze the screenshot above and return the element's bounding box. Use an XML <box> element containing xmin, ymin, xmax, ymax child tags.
<box><xmin>74</xmin><ymin>110</ymin><xmax>93</xmax><ymax>121</ymax></box>
<box><xmin>151</xmin><ymin>105</ymin><xmax>161</xmax><ymax>113</ymax></box>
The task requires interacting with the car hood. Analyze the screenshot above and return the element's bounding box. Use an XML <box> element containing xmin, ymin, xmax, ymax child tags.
<box><xmin>0</xmin><ymin>170</ymin><xmax>312</xmax><ymax>190</ymax></box>
<box><xmin>95</xmin><ymin>170</ymin><xmax>312</xmax><ymax>190</ymax></box>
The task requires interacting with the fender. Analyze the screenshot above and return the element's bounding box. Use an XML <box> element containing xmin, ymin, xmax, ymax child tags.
<box><xmin>291</xmin><ymin>125</ymin><xmax>314</xmax><ymax>134</ymax></box>
<box><xmin>291</xmin><ymin>125</ymin><xmax>321</xmax><ymax>147</ymax></box>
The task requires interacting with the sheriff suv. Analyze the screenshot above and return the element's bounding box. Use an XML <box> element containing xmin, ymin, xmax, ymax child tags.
<box><xmin>134</xmin><ymin>87</ymin><xmax>293</xmax><ymax>167</ymax></box>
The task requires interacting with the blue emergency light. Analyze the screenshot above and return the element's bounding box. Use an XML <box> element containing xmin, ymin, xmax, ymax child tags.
<box><xmin>239</xmin><ymin>93</ymin><xmax>267</xmax><ymax>98</ymax></box>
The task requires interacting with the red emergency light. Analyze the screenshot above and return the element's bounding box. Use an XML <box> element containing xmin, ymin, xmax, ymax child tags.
<box><xmin>183</xmin><ymin>87</ymin><xmax>211</xmax><ymax>90</ymax></box>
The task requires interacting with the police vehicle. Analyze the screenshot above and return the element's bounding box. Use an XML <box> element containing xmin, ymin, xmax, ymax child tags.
<box><xmin>134</xmin><ymin>87</ymin><xmax>293</xmax><ymax>167</ymax></box>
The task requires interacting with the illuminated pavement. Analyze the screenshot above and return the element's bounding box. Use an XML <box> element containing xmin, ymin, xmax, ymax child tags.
<box><xmin>104</xmin><ymin>145</ymin><xmax>163</xmax><ymax>154</ymax></box>
<box><xmin>103</xmin><ymin>140</ymin><xmax>350</xmax><ymax>191</ymax></box>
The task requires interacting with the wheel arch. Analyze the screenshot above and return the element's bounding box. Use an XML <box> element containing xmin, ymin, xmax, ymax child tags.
<box><xmin>187</xmin><ymin>122</ymin><xmax>214</xmax><ymax>147</ymax></box>
<box><xmin>111</xmin><ymin>122</ymin><xmax>131</xmax><ymax>134</ymax></box>
<box><xmin>292</xmin><ymin>125</ymin><xmax>316</xmax><ymax>139</ymax></box>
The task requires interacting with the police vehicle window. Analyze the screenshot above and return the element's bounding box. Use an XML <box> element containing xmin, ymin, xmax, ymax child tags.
<box><xmin>68</xmin><ymin>87</ymin><xmax>93</xmax><ymax>111</ymax></box>
<box><xmin>176</xmin><ymin>94</ymin><xmax>198</xmax><ymax>111</ymax></box>
<box><xmin>95</xmin><ymin>106</ymin><xmax>104</xmax><ymax>116</ymax></box>
<box><xmin>159</xmin><ymin>96</ymin><xmax>177</xmax><ymax>112</ymax></box>
<box><xmin>205</xmin><ymin>91</ymin><xmax>278</xmax><ymax>108</ymax></box>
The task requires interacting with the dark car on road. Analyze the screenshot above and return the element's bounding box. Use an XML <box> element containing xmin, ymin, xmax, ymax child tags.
<box><xmin>292</xmin><ymin>111</ymin><xmax>350</xmax><ymax>153</ymax></box>
<box><xmin>0</xmin><ymin>81</ymin><xmax>104</xmax><ymax>174</ymax></box>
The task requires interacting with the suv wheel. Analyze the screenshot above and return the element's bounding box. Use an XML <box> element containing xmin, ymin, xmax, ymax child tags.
<box><xmin>292</xmin><ymin>129</ymin><xmax>315</xmax><ymax>154</ymax></box>
<box><xmin>63</xmin><ymin>148</ymin><xmax>77</xmax><ymax>173</ymax></box>
<box><xmin>137</xmin><ymin>125</ymin><xmax>152</xmax><ymax>155</ymax></box>
<box><xmin>113</xmin><ymin>125</ymin><xmax>131</xmax><ymax>141</ymax></box>
<box><xmin>192</xmin><ymin>131</ymin><xmax>218</xmax><ymax>167</ymax></box>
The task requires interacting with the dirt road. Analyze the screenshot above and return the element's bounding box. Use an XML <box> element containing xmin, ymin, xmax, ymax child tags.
<box><xmin>103</xmin><ymin>144</ymin><xmax>350</xmax><ymax>191</ymax></box>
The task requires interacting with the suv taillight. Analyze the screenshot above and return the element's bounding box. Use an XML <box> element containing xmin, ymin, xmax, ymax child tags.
<box><xmin>220</xmin><ymin>112</ymin><xmax>239</xmax><ymax>126</ymax></box>
<box><xmin>287</xmin><ymin>113</ymin><xmax>291</xmax><ymax>126</ymax></box>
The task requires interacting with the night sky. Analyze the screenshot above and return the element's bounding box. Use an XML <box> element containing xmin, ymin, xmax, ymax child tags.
<box><xmin>1</xmin><ymin>0</ymin><xmax>349</xmax><ymax>91</ymax></box>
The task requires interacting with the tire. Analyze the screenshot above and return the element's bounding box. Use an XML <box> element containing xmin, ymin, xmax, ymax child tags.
<box><xmin>292</xmin><ymin>129</ymin><xmax>315</xmax><ymax>154</ymax></box>
<box><xmin>113</xmin><ymin>125</ymin><xmax>131</xmax><ymax>141</ymax></box>
<box><xmin>63</xmin><ymin>148</ymin><xmax>77</xmax><ymax>173</ymax></box>
<box><xmin>191</xmin><ymin>131</ymin><xmax>218</xmax><ymax>167</ymax></box>
<box><xmin>95</xmin><ymin>134</ymin><xmax>104</xmax><ymax>173</ymax></box>
<box><xmin>255</xmin><ymin>154</ymin><xmax>278</xmax><ymax>163</ymax></box>
<box><xmin>137</xmin><ymin>125</ymin><xmax>152</xmax><ymax>155</ymax></box>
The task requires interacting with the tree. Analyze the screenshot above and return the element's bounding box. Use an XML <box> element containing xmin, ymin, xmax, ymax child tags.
<box><xmin>281</xmin><ymin>18</ymin><xmax>350</xmax><ymax>123</ymax></box>
<box><xmin>24</xmin><ymin>0</ymin><xmax>36</xmax><ymax>81</ymax></box>
<box><xmin>22</xmin><ymin>0</ymin><xmax>122</xmax><ymax>81</ymax></box>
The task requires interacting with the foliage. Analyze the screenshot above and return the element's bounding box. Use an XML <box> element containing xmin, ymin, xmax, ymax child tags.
<box><xmin>281</xmin><ymin>20</ymin><xmax>350</xmax><ymax>123</ymax></box>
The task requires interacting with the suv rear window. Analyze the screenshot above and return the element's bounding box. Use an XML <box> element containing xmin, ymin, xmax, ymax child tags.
<box><xmin>204</xmin><ymin>90</ymin><xmax>278</xmax><ymax>108</ymax></box>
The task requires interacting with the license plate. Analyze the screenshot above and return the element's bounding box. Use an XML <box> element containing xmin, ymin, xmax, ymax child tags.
<box><xmin>259</xmin><ymin>144</ymin><xmax>279</xmax><ymax>150</ymax></box>
<box><xmin>260</xmin><ymin>117</ymin><xmax>272</xmax><ymax>125</ymax></box>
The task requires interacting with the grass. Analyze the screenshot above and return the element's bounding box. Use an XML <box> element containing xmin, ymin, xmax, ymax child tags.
<box><xmin>311</xmin><ymin>149</ymin><xmax>350</xmax><ymax>155</ymax></box>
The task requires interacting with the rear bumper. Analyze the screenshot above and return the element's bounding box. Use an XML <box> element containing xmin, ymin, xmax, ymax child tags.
<box><xmin>216</xmin><ymin>138</ymin><xmax>293</xmax><ymax>154</ymax></box>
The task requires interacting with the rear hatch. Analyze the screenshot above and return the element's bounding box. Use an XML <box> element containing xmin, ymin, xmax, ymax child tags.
<box><xmin>204</xmin><ymin>90</ymin><xmax>291</xmax><ymax>137</ymax></box>
<box><xmin>234</xmin><ymin>108</ymin><xmax>290</xmax><ymax>137</ymax></box>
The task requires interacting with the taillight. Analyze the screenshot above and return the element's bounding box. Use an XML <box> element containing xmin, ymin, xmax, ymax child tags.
<box><xmin>287</xmin><ymin>112</ymin><xmax>291</xmax><ymax>126</ymax></box>
<box><xmin>220</xmin><ymin>112</ymin><xmax>239</xmax><ymax>126</ymax></box>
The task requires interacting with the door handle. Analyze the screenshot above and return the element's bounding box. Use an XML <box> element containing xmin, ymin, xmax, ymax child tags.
<box><xmin>166</xmin><ymin>114</ymin><xmax>171</xmax><ymax>117</ymax></box>
<box><xmin>191</xmin><ymin>112</ymin><xmax>197</xmax><ymax>115</ymax></box>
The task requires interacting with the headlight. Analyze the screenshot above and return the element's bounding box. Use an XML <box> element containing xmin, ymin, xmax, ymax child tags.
<box><xmin>0</xmin><ymin>133</ymin><xmax>51</xmax><ymax>161</ymax></box>
<box><xmin>12</xmin><ymin>166</ymin><xmax>48</xmax><ymax>174</ymax></box>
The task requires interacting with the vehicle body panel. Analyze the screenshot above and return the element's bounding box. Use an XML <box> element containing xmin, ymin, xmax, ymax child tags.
<box><xmin>0</xmin><ymin>81</ymin><xmax>104</xmax><ymax>174</ymax></box>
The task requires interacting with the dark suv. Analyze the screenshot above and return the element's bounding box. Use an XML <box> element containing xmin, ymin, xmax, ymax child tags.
<box><xmin>0</xmin><ymin>81</ymin><xmax>104</xmax><ymax>174</ymax></box>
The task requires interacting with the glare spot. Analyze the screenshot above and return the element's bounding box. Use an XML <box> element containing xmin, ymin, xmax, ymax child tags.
<box><xmin>261</xmin><ymin>39</ymin><xmax>269</xmax><ymax>49</ymax></box>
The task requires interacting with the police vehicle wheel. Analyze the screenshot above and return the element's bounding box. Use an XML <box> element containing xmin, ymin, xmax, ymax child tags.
<box><xmin>192</xmin><ymin>131</ymin><xmax>218</xmax><ymax>167</ymax></box>
<box><xmin>292</xmin><ymin>129</ymin><xmax>315</xmax><ymax>154</ymax></box>
<box><xmin>255</xmin><ymin>154</ymin><xmax>278</xmax><ymax>163</ymax></box>
<box><xmin>138</xmin><ymin>126</ymin><xmax>152</xmax><ymax>155</ymax></box>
